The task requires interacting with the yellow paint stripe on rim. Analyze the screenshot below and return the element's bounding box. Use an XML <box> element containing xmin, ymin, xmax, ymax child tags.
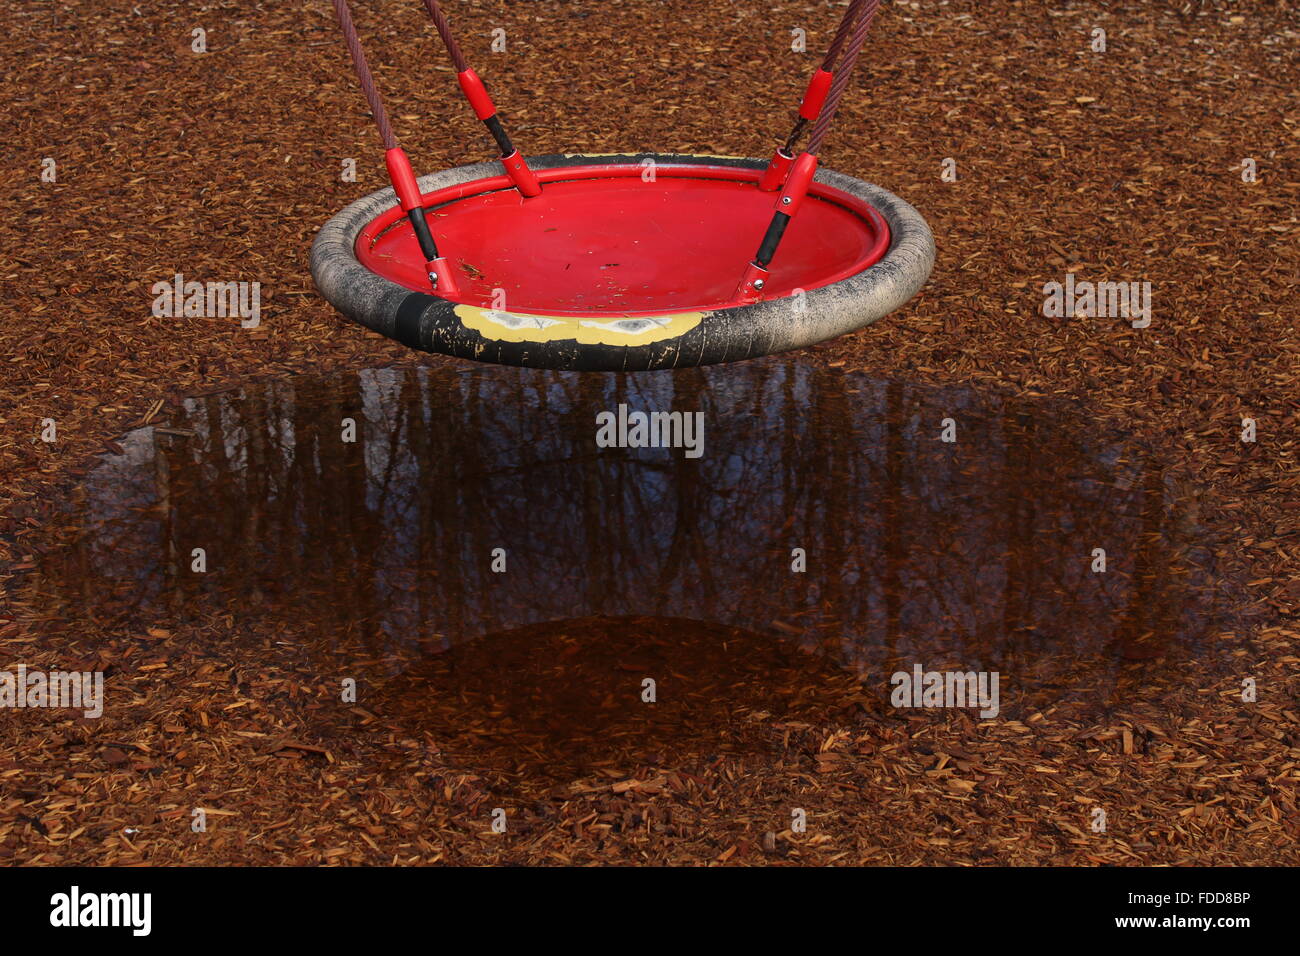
<box><xmin>455</xmin><ymin>304</ymin><xmax>706</xmax><ymax>346</ymax></box>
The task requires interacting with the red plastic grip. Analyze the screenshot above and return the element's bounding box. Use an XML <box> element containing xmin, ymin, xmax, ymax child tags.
<box><xmin>799</xmin><ymin>69</ymin><xmax>833</xmax><ymax>121</ymax></box>
<box><xmin>758</xmin><ymin>148</ymin><xmax>795</xmax><ymax>192</ymax></box>
<box><xmin>777</xmin><ymin>153</ymin><xmax>819</xmax><ymax>217</ymax></box>
<box><xmin>384</xmin><ymin>147</ymin><xmax>423</xmax><ymax>212</ymax></box>
<box><xmin>426</xmin><ymin>256</ymin><xmax>460</xmax><ymax>297</ymax></box>
<box><xmin>735</xmin><ymin>262</ymin><xmax>771</xmax><ymax>303</ymax></box>
<box><xmin>457</xmin><ymin>69</ymin><xmax>497</xmax><ymax>121</ymax></box>
<box><xmin>501</xmin><ymin>150</ymin><xmax>542</xmax><ymax>198</ymax></box>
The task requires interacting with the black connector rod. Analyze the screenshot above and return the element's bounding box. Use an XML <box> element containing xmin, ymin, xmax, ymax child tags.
<box><xmin>782</xmin><ymin>118</ymin><xmax>809</xmax><ymax>154</ymax></box>
<box><xmin>407</xmin><ymin>206</ymin><xmax>440</xmax><ymax>262</ymax></box>
<box><xmin>483</xmin><ymin>115</ymin><xmax>514</xmax><ymax>157</ymax></box>
<box><xmin>754</xmin><ymin>213</ymin><xmax>792</xmax><ymax>268</ymax></box>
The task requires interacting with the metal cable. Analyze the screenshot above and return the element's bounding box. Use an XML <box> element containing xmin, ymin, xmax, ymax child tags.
<box><xmin>420</xmin><ymin>0</ymin><xmax>470</xmax><ymax>73</ymax></box>
<box><xmin>806</xmin><ymin>0</ymin><xmax>882</xmax><ymax>155</ymax></box>
<box><xmin>332</xmin><ymin>0</ymin><xmax>398</xmax><ymax>150</ymax></box>
<box><xmin>780</xmin><ymin>0</ymin><xmax>870</xmax><ymax>153</ymax></box>
<box><xmin>821</xmin><ymin>0</ymin><xmax>868</xmax><ymax>70</ymax></box>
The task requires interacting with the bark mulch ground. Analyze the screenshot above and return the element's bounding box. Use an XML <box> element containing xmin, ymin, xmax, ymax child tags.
<box><xmin>1</xmin><ymin>0</ymin><xmax>1297</xmax><ymax>865</ymax></box>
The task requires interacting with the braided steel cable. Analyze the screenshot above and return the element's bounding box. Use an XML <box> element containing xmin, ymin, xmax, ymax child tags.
<box><xmin>822</xmin><ymin>0</ymin><xmax>869</xmax><ymax>70</ymax></box>
<box><xmin>420</xmin><ymin>0</ymin><xmax>470</xmax><ymax>72</ymax></box>
<box><xmin>332</xmin><ymin>0</ymin><xmax>398</xmax><ymax>150</ymax></box>
<box><xmin>806</xmin><ymin>0</ymin><xmax>882</xmax><ymax>155</ymax></box>
<box><xmin>779</xmin><ymin>0</ymin><xmax>869</xmax><ymax>153</ymax></box>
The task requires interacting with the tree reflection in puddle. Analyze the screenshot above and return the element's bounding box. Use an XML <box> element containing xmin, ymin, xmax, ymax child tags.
<box><xmin>24</xmin><ymin>359</ymin><xmax>1233</xmax><ymax>743</ymax></box>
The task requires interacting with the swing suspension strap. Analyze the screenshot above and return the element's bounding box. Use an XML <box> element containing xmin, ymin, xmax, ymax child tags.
<box><xmin>331</xmin><ymin>0</ymin><xmax>460</xmax><ymax>296</ymax></box>
<box><xmin>792</xmin><ymin>0</ymin><xmax>868</xmax><ymax>148</ymax></box>
<box><xmin>738</xmin><ymin>0</ymin><xmax>883</xmax><ymax>302</ymax></box>
<box><xmin>758</xmin><ymin>0</ymin><xmax>869</xmax><ymax>191</ymax></box>
<box><xmin>419</xmin><ymin>0</ymin><xmax>541</xmax><ymax>197</ymax></box>
<box><xmin>806</xmin><ymin>0</ymin><xmax>882</xmax><ymax>156</ymax></box>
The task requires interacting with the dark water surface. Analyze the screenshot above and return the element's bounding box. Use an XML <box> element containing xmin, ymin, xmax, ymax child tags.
<box><xmin>19</xmin><ymin>358</ymin><xmax>1233</xmax><ymax>723</ymax></box>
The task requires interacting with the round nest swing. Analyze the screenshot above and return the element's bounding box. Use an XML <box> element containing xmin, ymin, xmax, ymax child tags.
<box><xmin>311</xmin><ymin>0</ymin><xmax>934</xmax><ymax>371</ymax></box>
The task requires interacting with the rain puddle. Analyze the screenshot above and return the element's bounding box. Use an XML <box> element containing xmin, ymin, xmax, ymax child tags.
<box><xmin>14</xmin><ymin>359</ymin><xmax>1236</xmax><ymax>755</ymax></box>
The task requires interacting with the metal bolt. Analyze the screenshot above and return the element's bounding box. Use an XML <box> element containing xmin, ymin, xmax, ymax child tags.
<box><xmin>782</xmin><ymin>197</ymin><xmax>792</xmax><ymax>205</ymax></box>
<box><xmin>753</xmin><ymin>279</ymin><xmax>765</xmax><ymax>290</ymax></box>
